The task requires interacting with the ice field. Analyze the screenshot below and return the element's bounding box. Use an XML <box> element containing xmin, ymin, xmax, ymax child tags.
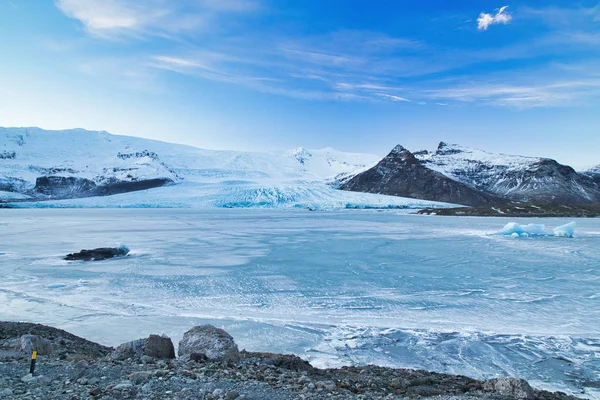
<box><xmin>1</xmin><ymin>209</ymin><xmax>599</xmax><ymax>397</ymax></box>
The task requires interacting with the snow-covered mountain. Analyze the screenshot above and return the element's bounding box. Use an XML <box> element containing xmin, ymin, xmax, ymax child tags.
<box><xmin>416</xmin><ymin>142</ymin><xmax>600</xmax><ymax>204</ymax></box>
<box><xmin>342</xmin><ymin>142</ymin><xmax>600</xmax><ymax>206</ymax></box>
<box><xmin>582</xmin><ymin>165</ymin><xmax>600</xmax><ymax>187</ymax></box>
<box><xmin>340</xmin><ymin>145</ymin><xmax>504</xmax><ymax>207</ymax></box>
<box><xmin>0</xmin><ymin>127</ymin><xmax>452</xmax><ymax>209</ymax></box>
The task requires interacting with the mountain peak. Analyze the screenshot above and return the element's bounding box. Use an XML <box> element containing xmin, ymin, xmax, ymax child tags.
<box><xmin>389</xmin><ymin>144</ymin><xmax>410</xmax><ymax>155</ymax></box>
<box><xmin>435</xmin><ymin>142</ymin><xmax>464</xmax><ymax>156</ymax></box>
<box><xmin>289</xmin><ymin>147</ymin><xmax>313</xmax><ymax>165</ymax></box>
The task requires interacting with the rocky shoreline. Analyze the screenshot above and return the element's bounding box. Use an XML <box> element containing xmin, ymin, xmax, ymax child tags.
<box><xmin>0</xmin><ymin>321</ymin><xmax>579</xmax><ymax>400</ymax></box>
<box><xmin>417</xmin><ymin>203</ymin><xmax>600</xmax><ymax>218</ymax></box>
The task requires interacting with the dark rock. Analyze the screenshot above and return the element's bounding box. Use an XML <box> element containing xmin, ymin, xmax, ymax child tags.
<box><xmin>418</xmin><ymin>202</ymin><xmax>600</xmax><ymax>217</ymax></box>
<box><xmin>94</xmin><ymin>178</ymin><xmax>172</xmax><ymax>197</ymax></box>
<box><xmin>144</xmin><ymin>335</ymin><xmax>175</xmax><ymax>359</ymax></box>
<box><xmin>241</xmin><ymin>351</ymin><xmax>313</xmax><ymax>372</ymax></box>
<box><xmin>0</xmin><ymin>150</ymin><xmax>15</xmax><ymax>159</ymax></box>
<box><xmin>65</xmin><ymin>245</ymin><xmax>130</xmax><ymax>261</ymax></box>
<box><xmin>340</xmin><ymin>145</ymin><xmax>504</xmax><ymax>207</ymax></box>
<box><xmin>178</xmin><ymin>325</ymin><xmax>240</xmax><ymax>363</ymax></box>
<box><xmin>34</xmin><ymin>176</ymin><xmax>97</xmax><ymax>197</ymax></box>
<box><xmin>28</xmin><ymin>175</ymin><xmax>172</xmax><ymax>201</ymax></box>
<box><xmin>112</xmin><ymin>335</ymin><xmax>175</xmax><ymax>360</ymax></box>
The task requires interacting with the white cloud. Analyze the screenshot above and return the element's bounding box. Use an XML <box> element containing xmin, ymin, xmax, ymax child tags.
<box><xmin>55</xmin><ymin>0</ymin><xmax>258</xmax><ymax>38</ymax></box>
<box><xmin>477</xmin><ymin>6</ymin><xmax>512</xmax><ymax>31</ymax></box>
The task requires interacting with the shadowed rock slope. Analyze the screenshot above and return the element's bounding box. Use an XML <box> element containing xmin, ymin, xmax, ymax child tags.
<box><xmin>340</xmin><ymin>145</ymin><xmax>504</xmax><ymax>207</ymax></box>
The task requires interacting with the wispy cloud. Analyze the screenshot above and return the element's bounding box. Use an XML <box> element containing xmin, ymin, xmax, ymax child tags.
<box><xmin>423</xmin><ymin>75</ymin><xmax>600</xmax><ymax>108</ymax></box>
<box><xmin>477</xmin><ymin>6</ymin><xmax>512</xmax><ymax>30</ymax></box>
<box><xmin>55</xmin><ymin>0</ymin><xmax>259</xmax><ymax>38</ymax></box>
<box><xmin>53</xmin><ymin>1</ymin><xmax>600</xmax><ymax>108</ymax></box>
<box><xmin>520</xmin><ymin>3</ymin><xmax>600</xmax><ymax>27</ymax></box>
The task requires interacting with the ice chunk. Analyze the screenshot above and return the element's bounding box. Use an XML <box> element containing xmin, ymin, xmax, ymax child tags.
<box><xmin>553</xmin><ymin>222</ymin><xmax>575</xmax><ymax>238</ymax></box>
<box><xmin>499</xmin><ymin>222</ymin><xmax>546</xmax><ymax>237</ymax></box>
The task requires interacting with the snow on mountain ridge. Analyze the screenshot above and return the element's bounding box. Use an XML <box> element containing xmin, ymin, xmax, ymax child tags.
<box><xmin>414</xmin><ymin>141</ymin><xmax>600</xmax><ymax>203</ymax></box>
<box><xmin>1</xmin><ymin>127</ymin><xmax>441</xmax><ymax>209</ymax></box>
<box><xmin>0</xmin><ymin>127</ymin><xmax>377</xmax><ymax>185</ymax></box>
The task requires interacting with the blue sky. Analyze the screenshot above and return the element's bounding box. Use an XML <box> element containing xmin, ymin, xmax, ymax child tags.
<box><xmin>1</xmin><ymin>1</ymin><xmax>599</xmax><ymax>167</ymax></box>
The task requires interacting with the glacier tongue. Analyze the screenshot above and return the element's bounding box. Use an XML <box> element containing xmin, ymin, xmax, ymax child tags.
<box><xmin>0</xmin><ymin>127</ymin><xmax>456</xmax><ymax>209</ymax></box>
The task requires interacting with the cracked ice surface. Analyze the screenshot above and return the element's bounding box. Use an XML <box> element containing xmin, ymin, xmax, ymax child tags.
<box><xmin>1</xmin><ymin>209</ymin><xmax>599</xmax><ymax>397</ymax></box>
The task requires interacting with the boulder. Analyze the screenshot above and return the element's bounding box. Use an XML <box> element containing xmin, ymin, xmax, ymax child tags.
<box><xmin>483</xmin><ymin>377</ymin><xmax>534</xmax><ymax>399</ymax></box>
<box><xmin>144</xmin><ymin>334</ymin><xmax>175</xmax><ymax>359</ymax></box>
<box><xmin>65</xmin><ymin>245</ymin><xmax>130</xmax><ymax>261</ymax></box>
<box><xmin>178</xmin><ymin>325</ymin><xmax>239</xmax><ymax>363</ymax></box>
<box><xmin>112</xmin><ymin>334</ymin><xmax>175</xmax><ymax>360</ymax></box>
<box><xmin>20</xmin><ymin>334</ymin><xmax>53</xmax><ymax>355</ymax></box>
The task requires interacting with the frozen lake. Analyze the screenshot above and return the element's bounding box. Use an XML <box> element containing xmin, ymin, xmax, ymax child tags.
<box><xmin>1</xmin><ymin>209</ymin><xmax>599</xmax><ymax>397</ymax></box>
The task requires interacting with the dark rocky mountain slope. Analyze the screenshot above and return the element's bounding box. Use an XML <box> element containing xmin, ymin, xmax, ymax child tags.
<box><xmin>342</xmin><ymin>143</ymin><xmax>600</xmax><ymax>207</ymax></box>
<box><xmin>339</xmin><ymin>145</ymin><xmax>504</xmax><ymax>207</ymax></box>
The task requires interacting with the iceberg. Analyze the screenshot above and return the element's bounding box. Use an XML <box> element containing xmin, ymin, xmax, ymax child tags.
<box><xmin>553</xmin><ymin>222</ymin><xmax>576</xmax><ymax>238</ymax></box>
<box><xmin>497</xmin><ymin>222</ymin><xmax>575</xmax><ymax>238</ymax></box>
<box><xmin>498</xmin><ymin>222</ymin><xmax>546</xmax><ymax>237</ymax></box>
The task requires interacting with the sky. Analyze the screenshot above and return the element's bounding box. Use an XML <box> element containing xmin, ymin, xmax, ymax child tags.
<box><xmin>0</xmin><ymin>0</ymin><xmax>599</xmax><ymax>168</ymax></box>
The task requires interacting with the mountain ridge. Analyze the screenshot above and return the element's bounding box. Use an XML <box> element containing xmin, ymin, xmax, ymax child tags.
<box><xmin>341</xmin><ymin>141</ymin><xmax>600</xmax><ymax>206</ymax></box>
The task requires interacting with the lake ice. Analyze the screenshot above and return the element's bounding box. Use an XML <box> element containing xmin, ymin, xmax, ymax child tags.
<box><xmin>1</xmin><ymin>209</ymin><xmax>599</xmax><ymax>397</ymax></box>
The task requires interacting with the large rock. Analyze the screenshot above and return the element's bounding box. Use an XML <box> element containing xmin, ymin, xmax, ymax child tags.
<box><xmin>20</xmin><ymin>334</ymin><xmax>53</xmax><ymax>355</ymax></box>
<box><xmin>483</xmin><ymin>377</ymin><xmax>534</xmax><ymax>399</ymax></box>
<box><xmin>0</xmin><ymin>335</ymin><xmax>52</xmax><ymax>358</ymax></box>
<box><xmin>65</xmin><ymin>245</ymin><xmax>130</xmax><ymax>261</ymax></box>
<box><xmin>178</xmin><ymin>325</ymin><xmax>239</xmax><ymax>363</ymax></box>
<box><xmin>112</xmin><ymin>334</ymin><xmax>175</xmax><ymax>360</ymax></box>
<box><xmin>144</xmin><ymin>335</ymin><xmax>175</xmax><ymax>359</ymax></box>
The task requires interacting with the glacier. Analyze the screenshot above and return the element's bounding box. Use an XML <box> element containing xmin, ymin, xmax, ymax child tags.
<box><xmin>1</xmin><ymin>209</ymin><xmax>599</xmax><ymax>398</ymax></box>
<box><xmin>0</xmin><ymin>127</ymin><xmax>456</xmax><ymax>209</ymax></box>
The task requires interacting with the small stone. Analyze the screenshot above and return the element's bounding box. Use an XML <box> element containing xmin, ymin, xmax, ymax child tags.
<box><xmin>141</xmin><ymin>355</ymin><xmax>154</xmax><ymax>364</ymax></box>
<box><xmin>226</xmin><ymin>390</ymin><xmax>239</xmax><ymax>399</ymax></box>
<box><xmin>21</xmin><ymin>374</ymin><xmax>36</xmax><ymax>383</ymax></box>
<box><xmin>0</xmin><ymin>388</ymin><xmax>14</xmax><ymax>397</ymax></box>
<box><xmin>113</xmin><ymin>381</ymin><xmax>134</xmax><ymax>390</ymax></box>
<box><xmin>212</xmin><ymin>388</ymin><xmax>224</xmax><ymax>397</ymax></box>
<box><xmin>76</xmin><ymin>378</ymin><xmax>88</xmax><ymax>385</ymax></box>
<box><xmin>141</xmin><ymin>383</ymin><xmax>152</xmax><ymax>393</ymax></box>
<box><xmin>324</xmin><ymin>381</ymin><xmax>336</xmax><ymax>391</ymax></box>
<box><xmin>128</xmin><ymin>371</ymin><xmax>152</xmax><ymax>384</ymax></box>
